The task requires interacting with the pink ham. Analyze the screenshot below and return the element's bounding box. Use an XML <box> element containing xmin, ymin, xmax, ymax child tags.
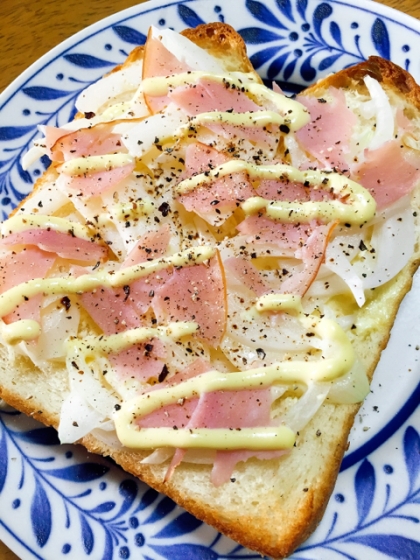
<box><xmin>59</xmin><ymin>162</ymin><xmax>134</xmax><ymax>197</ymax></box>
<box><xmin>142</xmin><ymin>32</ymin><xmax>191</xmax><ymax>113</ymax></box>
<box><xmin>120</xmin><ymin>225</ymin><xmax>171</xmax><ymax>316</ymax></box>
<box><xmin>164</xmin><ymin>387</ymin><xmax>285</xmax><ymax>485</ymax></box>
<box><xmin>256</xmin><ymin>178</ymin><xmax>309</xmax><ymax>202</ymax></box>
<box><xmin>0</xmin><ymin>247</ymin><xmax>55</xmax><ymax>325</ymax></box>
<box><xmin>143</xmin><ymin>32</ymin><xmax>191</xmax><ymax>79</ymax></box>
<box><xmin>204</xmin><ymin>120</ymin><xmax>280</xmax><ymax>155</ymax></box>
<box><xmin>138</xmin><ymin>397</ymin><xmax>197</xmax><ymax>429</ymax></box>
<box><xmin>353</xmin><ymin>140</ymin><xmax>420</xmax><ymax>209</ymax></box>
<box><xmin>224</xmin><ymin>257</ymin><xmax>269</xmax><ymax>297</ymax></box>
<box><xmin>170</xmin><ymin>79</ymin><xmax>260</xmax><ymax>116</ymax></box>
<box><xmin>1</xmin><ymin>229</ymin><xmax>107</xmax><ymax>264</ymax></box>
<box><xmin>109</xmin><ymin>338</ymin><xmax>166</xmax><ymax>384</ymax></box>
<box><xmin>280</xmin><ymin>222</ymin><xmax>336</xmax><ymax>296</ymax></box>
<box><xmin>179</xmin><ymin>143</ymin><xmax>255</xmax><ymax>223</ymax></box>
<box><xmin>296</xmin><ymin>88</ymin><xmax>356</xmax><ymax>171</ymax></box>
<box><xmin>38</xmin><ymin>125</ymin><xmax>70</xmax><ymax>157</ymax></box>
<box><xmin>237</xmin><ymin>214</ymin><xmax>311</xmax><ymax>253</ymax></box>
<box><xmin>70</xmin><ymin>262</ymin><xmax>142</xmax><ymax>336</ymax></box>
<box><xmin>152</xmin><ymin>254</ymin><xmax>226</xmax><ymax>347</ymax></box>
<box><xmin>51</xmin><ymin>124</ymin><xmax>126</xmax><ymax>162</ymax></box>
<box><xmin>78</xmin><ymin>283</ymin><xmax>142</xmax><ymax>335</ymax></box>
<box><xmin>122</xmin><ymin>225</ymin><xmax>170</xmax><ymax>267</ymax></box>
<box><xmin>140</xmin><ymin>358</ymin><xmax>213</xmax><ymax>477</ymax></box>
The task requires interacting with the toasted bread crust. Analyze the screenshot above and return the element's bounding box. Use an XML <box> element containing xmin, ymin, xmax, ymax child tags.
<box><xmin>181</xmin><ymin>23</ymin><xmax>260</xmax><ymax>79</ymax></box>
<box><xmin>305</xmin><ymin>55</ymin><xmax>420</xmax><ymax>112</ymax></box>
<box><xmin>1</xmin><ymin>30</ymin><xmax>420</xmax><ymax>560</ymax></box>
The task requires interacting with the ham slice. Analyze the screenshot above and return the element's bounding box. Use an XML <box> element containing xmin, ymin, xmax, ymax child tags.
<box><xmin>170</xmin><ymin>79</ymin><xmax>260</xmax><ymax>116</ymax></box>
<box><xmin>1</xmin><ymin>229</ymin><xmax>107</xmax><ymax>264</ymax></box>
<box><xmin>79</xmin><ymin>283</ymin><xmax>142</xmax><ymax>335</ymax></box>
<box><xmin>59</xmin><ymin>162</ymin><xmax>134</xmax><ymax>197</ymax></box>
<box><xmin>0</xmin><ymin>247</ymin><xmax>55</xmax><ymax>325</ymax></box>
<box><xmin>237</xmin><ymin>215</ymin><xmax>311</xmax><ymax>254</ymax></box>
<box><xmin>163</xmin><ymin>386</ymin><xmax>284</xmax><ymax>485</ymax></box>
<box><xmin>51</xmin><ymin>124</ymin><xmax>127</xmax><ymax>162</ymax></box>
<box><xmin>120</xmin><ymin>226</ymin><xmax>171</xmax><ymax>316</ymax></box>
<box><xmin>205</xmin><ymin>120</ymin><xmax>278</xmax><ymax>146</ymax></box>
<box><xmin>224</xmin><ymin>257</ymin><xmax>269</xmax><ymax>297</ymax></box>
<box><xmin>179</xmin><ymin>143</ymin><xmax>255</xmax><ymax>225</ymax></box>
<box><xmin>280</xmin><ymin>222</ymin><xmax>337</xmax><ymax>296</ymax></box>
<box><xmin>109</xmin><ymin>338</ymin><xmax>166</xmax><ymax>384</ymax></box>
<box><xmin>38</xmin><ymin>125</ymin><xmax>70</xmax><ymax>157</ymax></box>
<box><xmin>296</xmin><ymin>88</ymin><xmax>356</xmax><ymax>171</ymax></box>
<box><xmin>142</xmin><ymin>31</ymin><xmax>191</xmax><ymax>114</ymax></box>
<box><xmin>143</xmin><ymin>31</ymin><xmax>191</xmax><ymax>79</ymax></box>
<box><xmin>152</xmin><ymin>254</ymin><xmax>226</xmax><ymax>347</ymax></box>
<box><xmin>353</xmin><ymin>140</ymin><xmax>420</xmax><ymax>209</ymax></box>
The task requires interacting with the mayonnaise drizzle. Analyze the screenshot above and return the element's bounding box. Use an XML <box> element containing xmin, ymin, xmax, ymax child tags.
<box><xmin>67</xmin><ymin>322</ymin><xmax>198</xmax><ymax>357</ymax></box>
<box><xmin>141</xmin><ymin>71</ymin><xmax>309</xmax><ymax>130</ymax></box>
<box><xmin>113</xmin><ymin>294</ymin><xmax>355</xmax><ymax>449</ymax></box>
<box><xmin>1</xmin><ymin>319</ymin><xmax>41</xmax><ymax>344</ymax></box>
<box><xmin>60</xmin><ymin>154</ymin><xmax>134</xmax><ymax>177</ymax></box>
<box><xmin>115</xmin><ymin>425</ymin><xmax>296</xmax><ymax>450</ymax></box>
<box><xmin>190</xmin><ymin>109</ymin><xmax>299</xmax><ymax>130</ymax></box>
<box><xmin>0</xmin><ymin>246</ymin><xmax>215</xmax><ymax>318</ymax></box>
<box><xmin>176</xmin><ymin>161</ymin><xmax>376</xmax><ymax>226</ymax></box>
<box><xmin>1</xmin><ymin>214</ymin><xmax>95</xmax><ymax>242</ymax></box>
<box><xmin>114</xmin><ymin>200</ymin><xmax>155</xmax><ymax>220</ymax></box>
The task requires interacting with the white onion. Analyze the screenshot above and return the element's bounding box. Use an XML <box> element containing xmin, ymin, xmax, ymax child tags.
<box><xmin>20</xmin><ymin>303</ymin><xmax>80</xmax><ymax>368</ymax></box>
<box><xmin>75</xmin><ymin>59</ymin><xmax>143</xmax><ymax>114</ymax></box>
<box><xmin>141</xmin><ymin>448</ymin><xmax>174</xmax><ymax>464</ymax></box>
<box><xmin>324</xmin><ymin>234</ymin><xmax>365</xmax><ymax>306</ymax></box>
<box><xmin>362</xmin><ymin>203</ymin><xmax>414</xmax><ymax>289</ymax></box>
<box><xmin>66</xmin><ymin>348</ymin><xmax>119</xmax><ymax>416</ymax></box>
<box><xmin>280</xmin><ymin>382</ymin><xmax>330</xmax><ymax>433</ymax></box>
<box><xmin>152</xmin><ymin>26</ymin><xmax>224</xmax><ymax>74</ymax></box>
<box><xmin>363</xmin><ymin>75</ymin><xmax>395</xmax><ymax>151</ymax></box>
<box><xmin>22</xmin><ymin>146</ymin><xmax>47</xmax><ymax>170</ymax></box>
<box><xmin>58</xmin><ymin>390</ymin><xmax>107</xmax><ymax>443</ymax></box>
<box><xmin>121</xmin><ymin>104</ymin><xmax>189</xmax><ymax>157</ymax></box>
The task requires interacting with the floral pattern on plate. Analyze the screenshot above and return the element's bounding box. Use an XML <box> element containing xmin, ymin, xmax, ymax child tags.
<box><xmin>0</xmin><ymin>0</ymin><xmax>419</xmax><ymax>558</ymax></box>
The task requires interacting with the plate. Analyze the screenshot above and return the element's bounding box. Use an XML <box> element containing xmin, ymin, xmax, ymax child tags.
<box><xmin>0</xmin><ymin>0</ymin><xmax>419</xmax><ymax>558</ymax></box>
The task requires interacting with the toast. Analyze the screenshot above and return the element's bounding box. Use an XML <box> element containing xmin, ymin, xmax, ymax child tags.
<box><xmin>0</xmin><ymin>23</ymin><xmax>420</xmax><ymax>559</ymax></box>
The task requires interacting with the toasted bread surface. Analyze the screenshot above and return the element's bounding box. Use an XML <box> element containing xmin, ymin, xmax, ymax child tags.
<box><xmin>0</xmin><ymin>28</ymin><xmax>419</xmax><ymax>559</ymax></box>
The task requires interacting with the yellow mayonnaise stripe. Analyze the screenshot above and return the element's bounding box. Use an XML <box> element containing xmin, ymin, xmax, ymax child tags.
<box><xmin>1</xmin><ymin>319</ymin><xmax>41</xmax><ymax>344</ymax></box>
<box><xmin>60</xmin><ymin>153</ymin><xmax>134</xmax><ymax>177</ymax></box>
<box><xmin>176</xmin><ymin>161</ymin><xmax>376</xmax><ymax>226</ymax></box>
<box><xmin>114</xmin><ymin>200</ymin><xmax>155</xmax><ymax>220</ymax></box>
<box><xmin>67</xmin><ymin>322</ymin><xmax>199</xmax><ymax>356</ymax></box>
<box><xmin>113</xmin><ymin>292</ymin><xmax>355</xmax><ymax>450</ymax></box>
<box><xmin>1</xmin><ymin>214</ymin><xmax>95</xmax><ymax>241</ymax></box>
<box><xmin>191</xmin><ymin>110</ymin><xmax>297</xmax><ymax>129</ymax></box>
<box><xmin>0</xmin><ymin>246</ymin><xmax>215</xmax><ymax>318</ymax></box>
<box><xmin>114</xmin><ymin>317</ymin><xmax>354</xmax><ymax>419</ymax></box>
<box><xmin>141</xmin><ymin>72</ymin><xmax>309</xmax><ymax>130</ymax></box>
<box><xmin>115</xmin><ymin>426</ymin><xmax>296</xmax><ymax>450</ymax></box>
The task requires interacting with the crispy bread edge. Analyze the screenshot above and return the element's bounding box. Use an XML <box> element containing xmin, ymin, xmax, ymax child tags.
<box><xmin>1</xmin><ymin>38</ymin><xmax>420</xmax><ymax>559</ymax></box>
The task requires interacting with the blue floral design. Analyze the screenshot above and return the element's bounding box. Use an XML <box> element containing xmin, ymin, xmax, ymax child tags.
<box><xmin>293</xmin><ymin>425</ymin><xmax>420</xmax><ymax>559</ymax></box>
<box><xmin>237</xmin><ymin>0</ymin><xmax>394</xmax><ymax>85</ymax></box>
<box><xmin>0</xmin><ymin>405</ymin><xmax>265</xmax><ymax>559</ymax></box>
<box><xmin>0</xmin><ymin>0</ymin><xmax>419</xmax><ymax>558</ymax></box>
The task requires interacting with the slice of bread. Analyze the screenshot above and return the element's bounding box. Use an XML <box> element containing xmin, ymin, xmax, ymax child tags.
<box><xmin>0</xmin><ymin>24</ymin><xmax>420</xmax><ymax>559</ymax></box>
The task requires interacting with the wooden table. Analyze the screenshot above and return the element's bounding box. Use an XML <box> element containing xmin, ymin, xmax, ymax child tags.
<box><xmin>0</xmin><ymin>0</ymin><xmax>418</xmax><ymax>557</ymax></box>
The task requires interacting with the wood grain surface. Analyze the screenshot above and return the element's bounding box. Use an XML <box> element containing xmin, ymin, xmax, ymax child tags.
<box><xmin>0</xmin><ymin>0</ymin><xmax>418</xmax><ymax>558</ymax></box>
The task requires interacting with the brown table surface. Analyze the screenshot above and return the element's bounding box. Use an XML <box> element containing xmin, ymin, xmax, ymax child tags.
<box><xmin>0</xmin><ymin>0</ymin><xmax>419</xmax><ymax>557</ymax></box>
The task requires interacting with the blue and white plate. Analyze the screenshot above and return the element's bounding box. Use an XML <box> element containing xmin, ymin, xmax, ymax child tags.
<box><xmin>0</xmin><ymin>0</ymin><xmax>419</xmax><ymax>558</ymax></box>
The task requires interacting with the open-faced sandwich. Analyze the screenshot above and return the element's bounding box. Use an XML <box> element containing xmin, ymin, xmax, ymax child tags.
<box><xmin>0</xmin><ymin>22</ymin><xmax>419</xmax><ymax>558</ymax></box>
